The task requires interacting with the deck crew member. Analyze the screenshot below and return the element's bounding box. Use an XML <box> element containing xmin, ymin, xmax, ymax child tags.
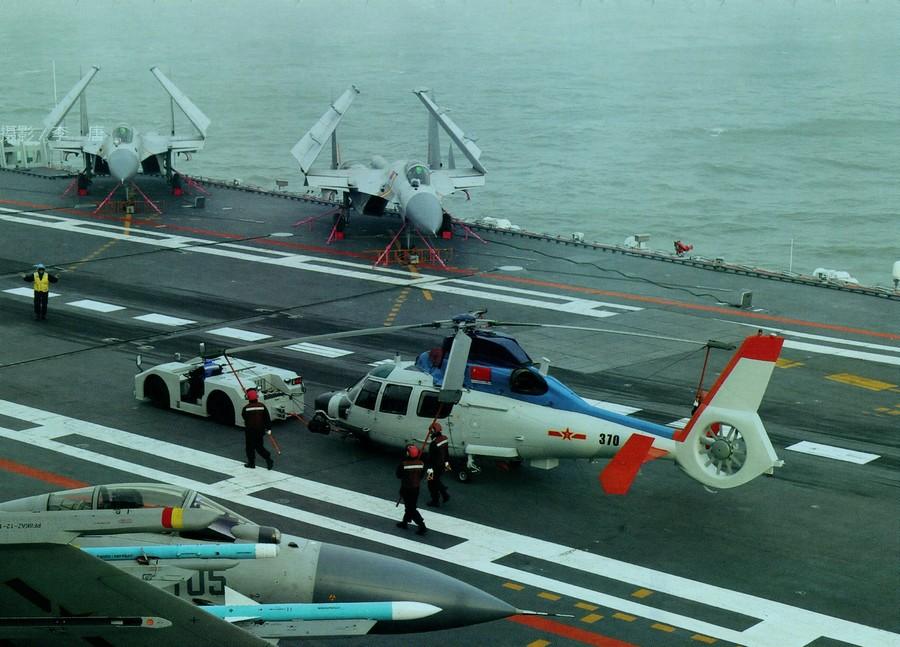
<box><xmin>241</xmin><ymin>389</ymin><xmax>274</xmax><ymax>470</ymax></box>
<box><xmin>396</xmin><ymin>445</ymin><xmax>427</xmax><ymax>535</ymax></box>
<box><xmin>22</xmin><ymin>263</ymin><xmax>58</xmax><ymax>320</ymax></box>
<box><xmin>425</xmin><ymin>422</ymin><xmax>451</xmax><ymax>507</ymax></box>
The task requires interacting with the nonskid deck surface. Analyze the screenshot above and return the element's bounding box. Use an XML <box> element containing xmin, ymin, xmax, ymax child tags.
<box><xmin>1</xmin><ymin>170</ymin><xmax>898</xmax><ymax>647</ymax></box>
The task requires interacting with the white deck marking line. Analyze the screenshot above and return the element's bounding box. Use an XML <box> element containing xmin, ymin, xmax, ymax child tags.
<box><xmin>0</xmin><ymin>207</ymin><xmax>638</xmax><ymax>322</ymax></box>
<box><xmin>66</xmin><ymin>299</ymin><xmax>126</xmax><ymax>313</ymax></box>
<box><xmin>284</xmin><ymin>342</ymin><xmax>353</xmax><ymax>358</ymax></box>
<box><xmin>4</xmin><ymin>287</ymin><xmax>61</xmax><ymax>298</ymax></box>
<box><xmin>667</xmin><ymin>417</ymin><xmax>690</xmax><ymax>429</ymax></box>
<box><xmin>581</xmin><ymin>398</ymin><xmax>641</xmax><ymax>415</ymax></box>
<box><xmin>785</xmin><ymin>441</ymin><xmax>880</xmax><ymax>465</ymax></box>
<box><xmin>0</xmin><ymin>400</ymin><xmax>895</xmax><ymax>647</ymax></box>
<box><xmin>133</xmin><ymin>313</ymin><xmax>196</xmax><ymax>326</ymax></box>
<box><xmin>448</xmin><ymin>279</ymin><xmax>644</xmax><ymax>311</ymax></box>
<box><xmin>729</xmin><ymin>322</ymin><xmax>900</xmax><ymax>354</ymax></box>
<box><xmin>781</xmin><ymin>340</ymin><xmax>900</xmax><ymax>366</ymax></box>
<box><xmin>207</xmin><ymin>327</ymin><xmax>272</xmax><ymax>342</ymax></box>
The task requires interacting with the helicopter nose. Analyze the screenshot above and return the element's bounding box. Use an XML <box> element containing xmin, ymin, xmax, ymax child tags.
<box><xmin>314</xmin><ymin>391</ymin><xmax>335</xmax><ymax>414</ymax></box>
<box><xmin>404</xmin><ymin>191</ymin><xmax>443</xmax><ymax>235</ymax></box>
<box><xmin>108</xmin><ymin>148</ymin><xmax>139</xmax><ymax>184</ymax></box>
<box><xmin>313</xmin><ymin>543</ymin><xmax>515</xmax><ymax>632</ymax></box>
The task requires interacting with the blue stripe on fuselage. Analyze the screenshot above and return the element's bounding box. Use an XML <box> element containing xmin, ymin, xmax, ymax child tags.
<box><xmin>473</xmin><ymin>370</ymin><xmax>677</xmax><ymax>440</ymax></box>
<box><xmin>413</xmin><ymin>353</ymin><xmax>677</xmax><ymax>440</ymax></box>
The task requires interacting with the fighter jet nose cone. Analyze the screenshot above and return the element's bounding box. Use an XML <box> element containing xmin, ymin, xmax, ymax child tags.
<box><xmin>405</xmin><ymin>191</ymin><xmax>444</xmax><ymax>235</ymax></box>
<box><xmin>108</xmin><ymin>148</ymin><xmax>139</xmax><ymax>183</ymax></box>
<box><xmin>314</xmin><ymin>544</ymin><xmax>515</xmax><ymax>633</ymax></box>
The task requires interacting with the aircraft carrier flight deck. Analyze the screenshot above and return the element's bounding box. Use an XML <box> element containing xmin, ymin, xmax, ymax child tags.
<box><xmin>0</xmin><ymin>168</ymin><xmax>898</xmax><ymax>647</ymax></box>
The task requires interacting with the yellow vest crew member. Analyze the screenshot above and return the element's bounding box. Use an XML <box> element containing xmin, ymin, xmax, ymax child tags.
<box><xmin>241</xmin><ymin>389</ymin><xmax>274</xmax><ymax>470</ymax></box>
<box><xmin>22</xmin><ymin>263</ymin><xmax>58</xmax><ymax>320</ymax></box>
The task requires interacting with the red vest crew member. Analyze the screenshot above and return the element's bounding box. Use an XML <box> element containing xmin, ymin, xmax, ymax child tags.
<box><xmin>23</xmin><ymin>263</ymin><xmax>58</xmax><ymax>320</ymax></box>
<box><xmin>241</xmin><ymin>389</ymin><xmax>274</xmax><ymax>470</ymax></box>
<box><xmin>425</xmin><ymin>422</ymin><xmax>451</xmax><ymax>507</ymax></box>
<box><xmin>396</xmin><ymin>445</ymin><xmax>427</xmax><ymax>535</ymax></box>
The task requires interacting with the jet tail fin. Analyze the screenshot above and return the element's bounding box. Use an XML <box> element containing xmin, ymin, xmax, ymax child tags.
<box><xmin>414</xmin><ymin>89</ymin><xmax>485</xmax><ymax>175</ymax></box>
<box><xmin>422</xmin><ymin>89</ymin><xmax>442</xmax><ymax>169</ymax></box>
<box><xmin>150</xmin><ymin>66</ymin><xmax>210</xmax><ymax>138</ymax></box>
<box><xmin>674</xmin><ymin>333</ymin><xmax>784</xmax><ymax>489</ymax></box>
<box><xmin>292</xmin><ymin>85</ymin><xmax>359</xmax><ymax>174</ymax></box>
<box><xmin>40</xmin><ymin>65</ymin><xmax>100</xmax><ymax>141</ymax></box>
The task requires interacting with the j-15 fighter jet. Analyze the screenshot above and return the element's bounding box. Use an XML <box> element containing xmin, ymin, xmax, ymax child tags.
<box><xmin>41</xmin><ymin>65</ymin><xmax>209</xmax><ymax>201</ymax></box>
<box><xmin>293</xmin><ymin>86</ymin><xmax>485</xmax><ymax>251</ymax></box>
<box><xmin>0</xmin><ymin>483</ymin><xmax>518</xmax><ymax>644</ymax></box>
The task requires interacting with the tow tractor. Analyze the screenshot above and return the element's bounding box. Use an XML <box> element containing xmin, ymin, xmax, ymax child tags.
<box><xmin>134</xmin><ymin>348</ymin><xmax>306</xmax><ymax>427</ymax></box>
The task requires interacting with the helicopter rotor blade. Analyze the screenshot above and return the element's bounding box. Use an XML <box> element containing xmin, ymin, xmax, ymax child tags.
<box><xmin>438</xmin><ymin>329</ymin><xmax>473</xmax><ymax>404</ymax></box>
<box><xmin>224</xmin><ymin>321</ymin><xmax>449</xmax><ymax>356</ymax></box>
<box><xmin>488</xmin><ymin>322</ymin><xmax>706</xmax><ymax>347</ymax></box>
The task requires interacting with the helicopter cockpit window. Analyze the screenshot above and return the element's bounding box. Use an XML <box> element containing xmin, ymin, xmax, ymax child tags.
<box><xmin>46</xmin><ymin>486</ymin><xmax>95</xmax><ymax>511</ymax></box>
<box><xmin>417</xmin><ymin>391</ymin><xmax>450</xmax><ymax>419</ymax></box>
<box><xmin>405</xmin><ymin>162</ymin><xmax>430</xmax><ymax>186</ymax></box>
<box><xmin>509</xmin><ymin>367</ymin><xmax>548</xmax><ymax>396</ymax></box>
<box><xmin>379</xmin><ymin>384</ymin><xmax>412</xmax><ymax>415</ymax></box>
<box><xmin>113</xmin><ymin>125</ymin><xmax>133</xmax><ymax>144</ymax></box>
<box><xmin>354</xmin><ymin>379</ymin><xmax>382</xmax><ymax>410</ymax></box>
<box><xmin>369</xmin><ymin>363</ymin><xmax>396</xmax><ymax>379</ymax></box>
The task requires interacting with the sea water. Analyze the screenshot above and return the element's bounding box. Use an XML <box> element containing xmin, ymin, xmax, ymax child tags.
<box><xmin>2</xmin><ymin>0</ymin><xmax>898</xmax><ymax>287</ymax></box>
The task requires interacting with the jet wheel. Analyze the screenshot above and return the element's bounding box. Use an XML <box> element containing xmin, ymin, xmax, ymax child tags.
<box><xmin>696</xmin><ymin>422</ymin><xmax>748</xmax><ymax>477</ymax></box>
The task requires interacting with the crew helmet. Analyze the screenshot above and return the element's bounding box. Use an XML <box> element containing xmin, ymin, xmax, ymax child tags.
<box><xmin>246</xmin><ymin>388</ymin><xmax>258</xmax><ymax>401</ymax></box>
<box><xmin>406</xmin><ymin>445</ymin><xmax>420</xmax><ymax>459</ymax></box>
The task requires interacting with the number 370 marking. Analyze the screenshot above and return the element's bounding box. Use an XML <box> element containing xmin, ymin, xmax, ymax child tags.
<box><xmin>598</xmin><ymin>433</ymin><xmax>620</xmax><ymax>446</ymax></box>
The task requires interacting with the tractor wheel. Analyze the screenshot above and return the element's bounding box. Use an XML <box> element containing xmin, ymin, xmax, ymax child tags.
<box><xmin>456</xmin><ymin>468</ymin><xmax>472</xmax><ymax>483</ymax></box>
<box><xmin>144</xmin><ymin>376</ymin><xmax>169</xmax><ymax>409</ymax></box>
<box><xmin>207</xmin><ymin>391</ymin><xmax>235</xmax><ymax>427</ymax></box>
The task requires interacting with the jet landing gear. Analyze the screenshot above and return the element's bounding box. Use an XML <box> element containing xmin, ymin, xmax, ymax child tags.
<box><xmin>77</xmin><ymin>172</ymin><xmax>92</xmax><ymax>196</ymax></box>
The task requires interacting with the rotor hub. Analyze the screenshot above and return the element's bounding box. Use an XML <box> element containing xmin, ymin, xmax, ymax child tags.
<box><xmin>710</xmin><ymin>437</ymin><xmax>733</xmax><ymax>460</ymax></box>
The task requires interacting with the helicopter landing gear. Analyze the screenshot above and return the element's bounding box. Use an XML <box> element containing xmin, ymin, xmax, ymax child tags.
<box><xmin>456</xmin><ymin>455</ymin><xmax>481</xmax><ymax>483</ymax></box>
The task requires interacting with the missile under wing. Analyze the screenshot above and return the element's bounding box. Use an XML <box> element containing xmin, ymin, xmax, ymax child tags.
<box><xmin>0</xmin><ymin>506</ymin><xmax>268</xmax><ymax>646</ymax></box>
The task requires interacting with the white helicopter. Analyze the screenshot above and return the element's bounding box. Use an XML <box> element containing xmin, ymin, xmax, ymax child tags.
<box><xmin>271</xmin><ymin>314</ymin><xmax>787</xmax><ymax>494</ymax></box>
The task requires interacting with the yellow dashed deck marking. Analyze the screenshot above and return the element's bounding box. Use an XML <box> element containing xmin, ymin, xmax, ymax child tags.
<box><xmin>580</xmin><ymin>613</ymin><xmax>603</xmax><ymax>624</ymax></box>
<box><xmin>612</xmin><ymin>612</ymin><xmax>636</xmax><ymax>622</ymax></box>
<box><xmin>527</xmin><ymin>640</ymin><xmax>551</xmax><ymax>647</ymax></box>
<box><xmin>538</xmin><ymin>591</ymin><xmax>561</xmax><ymax>601</ymax></box>
<box><xmin>574</xmin><ymin>601</ymin><xmax>598</xmax><ymax>611</ymax></box>
<box><xmin>66</xmin><ymin>238</ymin><xmax>119</xmax><ymax>272</ymax></box>
<box><xmin>631</xmin><ymin>588</ymin><xmax>653</xmax><ymax>599</ymax></box>
<box><xmin>826</xmin><ymin>373</ymin><xmax>897</xmax><ymax>392</ymax></box>
<box><xmin>691</xmin><ymin>634</ymin><xmax>717</xmax><ymax>644</ymax></box>
<box><xmin>651</xmin><ymin>623</ymin><xmax>676</xmax><ymax>633</ymax></box>
<box><xmin>408</xmin><ymin>264</ymin><xmax>432</xmax><ymax>300</ymax></box>
<box><xmin>503</xmin><ymin>582</ymin><xmax>525</xmax><ymax>591</ymax></box>
<box><xmin>776</xmin><ymin>358</ymin><xmax>803</xmax><ymax>369</ymax></box>
<box><xmin>383</xmin><ymin>287</ymin><xmax>411</xmax><ymax>326</ymax></box>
